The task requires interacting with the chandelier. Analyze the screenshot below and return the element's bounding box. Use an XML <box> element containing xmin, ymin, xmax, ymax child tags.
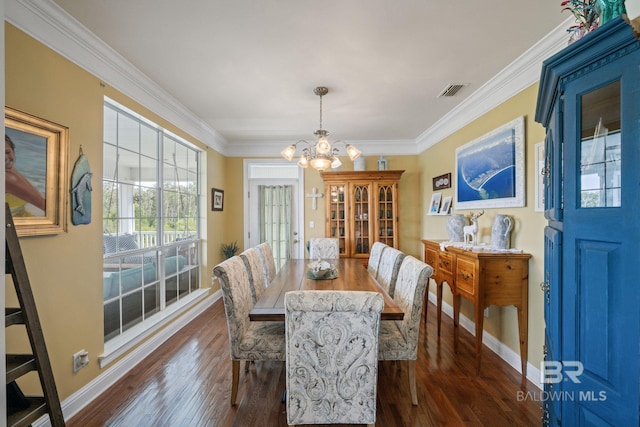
<box><xmin>280</xmin><ymin>86</ymin><xmax>361</xmax><ymax>171</ymax></box>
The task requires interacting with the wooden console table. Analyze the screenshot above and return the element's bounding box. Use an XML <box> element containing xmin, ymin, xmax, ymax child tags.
<box><xmin>422</xmin><ymin>239</ymin><xmax>531</xmax><ymax>380</ymax></box>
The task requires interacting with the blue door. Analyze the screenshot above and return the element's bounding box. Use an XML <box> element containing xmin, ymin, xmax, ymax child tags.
<box><xmin>561</xmin><ymin>56</ymin><xmax>640</xmax><ymax>425</ymax></box>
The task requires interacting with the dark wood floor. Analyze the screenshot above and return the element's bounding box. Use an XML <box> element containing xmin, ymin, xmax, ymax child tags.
<box><xmin>68</xmin><ymin>299</ymin><xmax>542</xmax><ymax>426</ymax></box>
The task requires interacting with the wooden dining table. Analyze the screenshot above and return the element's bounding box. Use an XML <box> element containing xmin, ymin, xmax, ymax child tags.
<box><xmin>249</xmin><ymin>258</ymin><xmax>404</xmax><ymax>321</ymax></box>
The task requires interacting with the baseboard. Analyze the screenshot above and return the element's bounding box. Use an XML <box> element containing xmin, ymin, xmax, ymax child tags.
<box><xmin>33</xmin><ymin>290</ymin><xmax>221</xmax><ymax>426</ymax></box>
<box><xmin>426</xmin><ymin>290</ymin><xmax>542</xmax><ymax>390</ymax></box>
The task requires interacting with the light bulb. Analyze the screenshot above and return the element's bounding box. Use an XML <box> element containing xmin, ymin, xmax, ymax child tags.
<box><xmin>346</xmin><ymin>144</ymin><xmax>361</xmax><ymax>161</ymax></box>
<box><xmin>281</xmin><ymin>145</ymin><xmax>296</xmax><ymax>161</ymax></box>
<box><xmin>297</xmin><ymin>155</ymin><xmax>309</xmax><ymax>168</ymax></box>
<box><xmin>316</xmin><ymin>136</ymin><xmax>331</xmax><ymax>155</ymax></box>
<box><xmin>309</xmin><ymin>157</ymin><xmax>332</xmax><ymax>171</ymax></box>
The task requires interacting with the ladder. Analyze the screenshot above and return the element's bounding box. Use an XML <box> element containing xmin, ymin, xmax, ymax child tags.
<box><xmin>5</xmin><ymin>204</ymin><xmax>65</xmax><ymax>426</ymax></box>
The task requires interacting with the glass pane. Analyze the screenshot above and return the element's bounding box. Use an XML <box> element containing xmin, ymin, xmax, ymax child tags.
<box><xmin>104</xmin><ymin>300</ymin><xmax>120</xmax><ymax>341</ymax></box>
<box><xmin>580</xmin><ymin>81</ymin><xmax>621</xmax><ymax>208</ymax></box>
<box><xmin>118</xmin><ymin>114</ymin><xmax>140</xmax><ymax>153</ymax></box>
<box><xmin>104</xmin><ymin>106</ymin><xmax>117</xmax><ymax>145</ymax></box>
<box><xmin>121</xmin><ymin>291</ymin><xmax>142</xmax><ymax>331</ymax></box>
<box><xmin>140</xmin><ymin>124</ymin><xmax>158</xmax><ymax>159</ymax></box>
<box><xmin>118</xmin><ymin>149</ymin><xmax>140</xmax><ymax>183</ymax></box>
<box><xmin>144</xmin><ymin>283</ymin><xmax>160</xmax><ymax>318</ymax></box>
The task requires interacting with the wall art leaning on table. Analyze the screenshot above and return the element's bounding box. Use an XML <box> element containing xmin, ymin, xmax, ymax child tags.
<box><xmin>455</xmin><ymin>116</ymin><xmax>525</xmax><ymax>209</ymax></box>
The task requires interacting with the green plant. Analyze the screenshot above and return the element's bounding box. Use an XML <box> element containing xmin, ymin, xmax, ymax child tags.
<box><xmin>221</xmin><ymin>241</ymin><xmax>239</xmax><ymax>259</ymax></box>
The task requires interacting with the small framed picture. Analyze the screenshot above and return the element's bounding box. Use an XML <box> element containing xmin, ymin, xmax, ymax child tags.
<box><xmin>212</xmin><ymin>188</ymin><xmax>224</xmax><ymax>211</ymax></box>
<box><xmin>439</xmin><ymin>196</ymin><xmax>452</xmax><ymax>215</ymax></box>
<box><xmin>428</xmin><ymin>192</ymin><xmax>442</xmax><ymax>215</ymax></box>
<box><xmin>432</xmin><ymin>172</ymin><xmax>451</xmax><ymax>190</ymax></box>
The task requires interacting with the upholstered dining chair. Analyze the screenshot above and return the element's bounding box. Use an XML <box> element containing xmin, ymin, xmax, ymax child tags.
<box><xmin>285</xmin><ymin>290</ymin><xmax>383</xmax><ymax>426</ymax></box>
<box><xmin>376</xmin><ymin>246</ymin><xmax>405</xmax><ymax>298</ymax></box>
<box><xmin>256</xmin><ymin>242</ymin><xmax>277</xmax><ymax>286</ymax></box>
<box><xmin>367</xmin><ymin>241</ymin><xmax>388</xmax><ymax>279</ymax></box>
<box><xmin>213</xmin><ymin>256</ymin><xmax>286</xmax><ymax>406</ymax></box>
<box><xmin>239</xmin><ymin>247</ymin><xmax>267</xmax><ymax>304</ymax></box>
<box><xmin>308</xmin><ymin>237</ymin><xmax>340</xmax><ymax>260</ymax></box>
<box><xmin>378</xmin><ymin>255</ymin><xmax>433</xmax><ymax>406</ymax></box>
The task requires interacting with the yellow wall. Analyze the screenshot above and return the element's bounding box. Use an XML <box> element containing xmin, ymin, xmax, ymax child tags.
<box><xmin>5</xmin><ymin>24</ymin><xmax>227</xmax><ymax>399</ymax></box>
<box><xmin>418</xmin><ymin>84</ymin><xmax>547</xmax><ymax>368</ymax></box>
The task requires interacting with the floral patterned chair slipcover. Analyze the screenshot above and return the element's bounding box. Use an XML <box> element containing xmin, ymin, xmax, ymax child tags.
<box><xmin>378</xmin><ymin>255</ymin><xmax>433</xmax><ymax>405</ymax></box>
<box><xmin>256</xmin><ymin>242</ymin><xmax>277</xmax><ymax>286</ymax></box>
<box><xmin>367</xmin><ymin>242</ymin><xmax>388</xmax><ymax>279</ymax></box>
<box><xmin>285</xmin><ymin>290</ymin><xmax>383</xmax><ymax>426</ymax></box>
<box><xmin>376</xmin><ymin>246</ymin><xmax>405</xmax><ymax>298</ymax></box>
<box><xmin>308</xmin><ymin>237</ymin><xmax>339</xmax><ymax>260</ymax></box>
<box><xmin>213</xmin><ymin>256</ymin><xmax>285</xmax><ymax>405</ymax></box>
<box><xmin>239</xmin><ymin>247</ymin><xmax>267</xmax><ymax>304</ymax></box>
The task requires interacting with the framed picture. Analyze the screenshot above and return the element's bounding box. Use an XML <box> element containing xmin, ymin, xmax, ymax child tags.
<box><xmin>428</xmin><ymin>192</ymin><xmax>442</xmax><ymax>215</ymax></box>
<box><xmin>439</xmin><ymin>196</ymin><xmax>452</xmax><ymax>215</ymax></box>
<box><xmin>535</xmin><ymin>141</ymin><xmax>545</xmax><ymax>212</ymax></box>
<box><xmin>211</xmin><ymin>188</ymin><xmax>224</xmax><ymax>211</ymax></box>
<box><xmin>5</xmin><ymin>107</ymin><xmax>69</xmax><ymax>236</ymax></box>
<box><xmin>432</xmin><ymin>172</ymin><xmax>451</xmax><ymax>190</ymax></box>
<box><xmin>455</xmin><ymin>116</ymin><xmax>525</xmax><ymax>209</ymax></box>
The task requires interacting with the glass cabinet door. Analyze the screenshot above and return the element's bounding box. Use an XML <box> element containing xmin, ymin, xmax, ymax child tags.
<box><xmin>328</xmin><ymin>184</ymin><xmax>347</xmax><ymax>255</ymax></box>
<box><xmin>376</xmin><ymin>183</ymin><xmax>396</xmax><ymax>246</ymax></box>
<box><xmin>353</xmin><ymin>184</ymin><xmax>371</xmax><ymax>256</ymax></box>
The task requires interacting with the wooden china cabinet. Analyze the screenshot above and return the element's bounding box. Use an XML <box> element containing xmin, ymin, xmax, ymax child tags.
<box><xmin>320</xmin><ymin>170</ymin><xmax>404</xmax><ymax>262</ymax></box>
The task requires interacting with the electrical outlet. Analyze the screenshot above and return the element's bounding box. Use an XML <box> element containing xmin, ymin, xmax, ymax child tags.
<box><xmin>73</xmin><ymin>349</ymin><xmax>89</xmax><ymax>373</ymax></box>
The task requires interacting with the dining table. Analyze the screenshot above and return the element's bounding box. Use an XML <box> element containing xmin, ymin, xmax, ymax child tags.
<box><xmin>249</xmin><ymin>258</ymin><xmax>404</xmax><ymax>321</ymax></box>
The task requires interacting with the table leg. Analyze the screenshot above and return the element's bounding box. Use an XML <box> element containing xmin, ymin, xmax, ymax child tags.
<box><xmin>437</xmin><ymin>281</ymin><xmax>443</xmax><ymax>336</ymax></box>
<box><xmin>453</xmin><ymin>294</ymin><xmax>461</xmax><ymax>353</ymax></box>
<box><xmin>475</xmin><ymin>304</ymin><xmax>484</xmax><ymax>375</ymax></box>
<box><xmin>517</xmin><ymin>303</ymin><xmax>528</xmax><ymax>384</ymax></box>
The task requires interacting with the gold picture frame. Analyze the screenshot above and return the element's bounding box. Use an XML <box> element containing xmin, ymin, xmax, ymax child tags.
<box><xmin>5</xmin><ymin>107</ymin><xmax>69</xmax><ymax>236</ymax></box>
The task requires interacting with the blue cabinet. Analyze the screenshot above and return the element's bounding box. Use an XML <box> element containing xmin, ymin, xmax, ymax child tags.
<box><xmin>536</xmin><ymin>17</ymin><xmax>640</xmax><ymax>426</ymax></box>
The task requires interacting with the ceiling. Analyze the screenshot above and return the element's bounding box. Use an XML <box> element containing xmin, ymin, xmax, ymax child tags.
<box><xmin>51</xmin><ymin>0</ymin><xmax>569</xmax><ymax>154</ymax></box>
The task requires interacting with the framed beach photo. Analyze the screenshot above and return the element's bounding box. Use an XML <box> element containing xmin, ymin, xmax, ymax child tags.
<box><xmin>455</xmin><ymin>116</ymin><xmax>525</xmax><ymax>209</ymax></box>
<box><xmin>212</xmin><ymin>188</ymin><xmax>224</xmax><ymax>211</ymax></box>
<box><xmin>439</xmin><ymin>196</ymin><xmax>452</xmax><ymax>215</ymax></box>
<box><xmin>428</xmin><ymin>192</ymin><xmax>441</xmax><ymax>215</ymax></box>
<box><xmin>5</xmin><ymin>107</ymin><xmax>69</xmax><ymax>236</ymax></box>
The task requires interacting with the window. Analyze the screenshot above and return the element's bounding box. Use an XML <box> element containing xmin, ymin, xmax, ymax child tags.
<box><xmin>103</xmin><ymin>99</ymin><xmax>201</xmax><ymax>342</ymax></box>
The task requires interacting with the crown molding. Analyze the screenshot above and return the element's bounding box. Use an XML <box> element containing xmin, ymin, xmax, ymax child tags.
<box><xmin>6</xmin><ymin>0</ymin><xmax>228</xmax><ymax>153</ymax></box>
<box><xmin>416</xmin><ymin>16</ymin><xmax>573</xmax><ymax>154</ymax></box>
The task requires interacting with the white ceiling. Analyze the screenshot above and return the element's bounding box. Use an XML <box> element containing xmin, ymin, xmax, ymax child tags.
<box><xmin>49</xmin><ymin>0</ymin><xmax>569</xmax><ymax>154</ymax></box>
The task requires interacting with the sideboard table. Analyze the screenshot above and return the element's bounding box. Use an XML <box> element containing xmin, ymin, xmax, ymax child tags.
<box><xmin>421</xmin><ymin>239</ymin><xmax>531</xmax><ymax>380</ymax></box>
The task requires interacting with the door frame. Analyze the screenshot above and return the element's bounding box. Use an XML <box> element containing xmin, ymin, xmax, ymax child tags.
<box><xmin>243</xmin><ymin>159</ymin><xmax>305</xmax><ymax>259</ymax></box>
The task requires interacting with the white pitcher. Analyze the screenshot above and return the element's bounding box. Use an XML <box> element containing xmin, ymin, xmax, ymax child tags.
<box><xmin>491</xmin><ymin>214</ymin><xmax>513</xmax><ymax>249</ymax></box>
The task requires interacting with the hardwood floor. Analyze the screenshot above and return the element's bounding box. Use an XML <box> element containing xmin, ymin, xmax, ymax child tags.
<box><xmin>68</xmin><ymin>299</ymin><xmax>542</xmax><ymax>426</ymax></box>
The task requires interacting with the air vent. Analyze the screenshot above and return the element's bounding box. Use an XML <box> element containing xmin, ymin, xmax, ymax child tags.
<box><xmin>437</xmin><ymin>83</ymin><xmax>469</xmax><ymax>97</ymax></box>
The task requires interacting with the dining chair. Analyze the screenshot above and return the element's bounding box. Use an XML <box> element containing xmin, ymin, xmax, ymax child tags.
<box><xmin>213</xmin><ymin>256</ymin><xmax>286</xmax><ymax>406</ymax></box>
<box><xmin>239</xmin><ymin>247</ymin><xmax>267</xmax><ymax>304</ymax></box>
<box><xmin>285</xmin><ymin>290</ymin><xmax>383</xmax><ymax>426</ymax></box>
<box><xmin>308</xmin><ymin>237</ymin><xmax>340</xmax><ymax>260</ymax></box>
<box><xmin>256</xmin><ymin>242</ymin><xmax>277</xmax><ymax>286</ymax></box>
<box><xmin>376</xmin><ymin>246</ymin><xmax>405</xmax><ymax>298</ymax></box>
<box><xmin>367</xmin><ymin>241</ymin><xmax>388</xmax><ymax>279</ymax></box>
<box><xmin>378</xmin><ymin>255</ymin><xmax>433</xmax><ymax>406</ymax></box>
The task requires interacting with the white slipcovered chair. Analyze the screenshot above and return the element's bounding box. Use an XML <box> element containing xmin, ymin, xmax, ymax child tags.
<box><xmin>213</xmin><ymin>256</ymin><xmax>286</xmax><ymax>406</ymax></box>
<box><xmin>256</xmin><ymin>242</ymin><xmax>277</xmax><ymax>286</ymax></box>
<box><xmin>239</xmin><ymin>247</ymin><xmax>267</xmax><ymax>304</ymax></box>
<box><xmin>378</xmin><ymin>255</ymin><xmax>433</xmax><ymax>405</ymax></box>
<box><xmin>367</xmin><ymin>242</ymin><xmax>388</xmax><ymax>279</ymax></box>
<box><xmin>285</xmin><ymin>290</ymin><xmax>383</xmax><ymax>426</ymax></box>
<box><xmin>376</xmin><ymin>246</ymin><xmax>405</xmax><ymax>298</ymax></box>
<box><xmin>308</xmin><ymin>237</ymin><xmax>340</xmax><ymax>260</ymax></box>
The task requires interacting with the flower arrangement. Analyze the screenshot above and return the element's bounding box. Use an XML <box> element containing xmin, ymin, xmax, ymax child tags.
<box><xmin>561</xmin><ymin>0</ymin><xmax>599</xmax><ymax>42</ymax></box>
<box><xmin>221</xmin><ymin>241</ymin><xmax>239</xmax><ymax>259</ymax></box>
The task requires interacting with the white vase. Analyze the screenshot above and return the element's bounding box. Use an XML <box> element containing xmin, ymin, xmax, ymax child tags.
<box><xmin>446</xmin><ymin>214</ymin><xmax>468</xmax><ymax>242</ymax></box>
<box><xmin>491</xmin><ymin>214</ymin><xmax>513</xmax><ymax>249</ymax></box>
